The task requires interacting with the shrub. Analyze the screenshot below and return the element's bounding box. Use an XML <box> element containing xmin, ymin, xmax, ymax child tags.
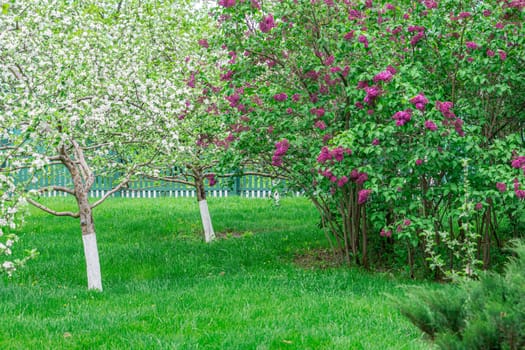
<box><xmin>395</xmin><ymin>240</ymin><xmax>525</xmax><ymax>349</ymax></box>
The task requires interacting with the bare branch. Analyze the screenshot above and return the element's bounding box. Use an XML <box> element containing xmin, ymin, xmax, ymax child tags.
<box><xmin>90</xmin><ymin>175</ymin><xmax>131</xmax><ymax>209</ymax></box>
<box><xmin>145</xmin><ymin>174</ymin><xmax>195</xmax><ymax>187</ymax></box>
<box><xmin>26</xmin><ymin>198</ymin><xmax>79</xmax><ymax>218</ymax></box>
<box><xmin>36</xmin><ymin>185</ymin><xmax>75</xmax><ymax>195</ymax></box>
<box><xmin>217</xmin><ymin>171</ymin><xmax>287</xmax><ymax>180</ymax></box>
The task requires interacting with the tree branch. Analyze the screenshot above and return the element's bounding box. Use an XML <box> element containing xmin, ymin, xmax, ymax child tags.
<box><xmin>145</xmin><ymin>174</ymin><xmax>195</xmax><ymax>187</ymax></box>
<box><xmin>90</xmin><ymin>175</ymin><xmax>131</xmax><ymax>209</ymax></box>
<box><xmin>26</xmin><ymin>198</ymin><xmax>79</xmax><ymax>218</ymax></box>
<box><xmin>36</xmin><ymin>185</ymin><xmax>75</xmax><ymax>195</ymax></box>
<box><xmin>217</xmin><ymin>171</ymin><xmax>287</xmax><ymax>180</ymax></box>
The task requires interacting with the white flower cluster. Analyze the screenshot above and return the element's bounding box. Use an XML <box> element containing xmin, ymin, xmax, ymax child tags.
<box><xmin>0</xmin><ymin>174</ymin><xmax>32</xmax><ymax>277</ymax></box>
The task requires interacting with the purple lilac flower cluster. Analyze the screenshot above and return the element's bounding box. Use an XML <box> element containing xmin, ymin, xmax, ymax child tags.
<box><xmin>271</xmin><ymin>139</ymin><xmax>290</xmax><ymax>167</ymax></box>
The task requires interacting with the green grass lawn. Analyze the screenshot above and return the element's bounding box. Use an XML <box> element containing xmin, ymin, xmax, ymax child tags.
<box><xmin>1</xmin><ymin>197</ymin><xmax>433</xmax><ymax>349</ymax></box>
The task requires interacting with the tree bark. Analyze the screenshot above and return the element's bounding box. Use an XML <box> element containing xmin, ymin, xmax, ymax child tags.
<box><xmin>62</xmin><ymin>143</ymin><xmax>103</xmax><ymax>291</ymax></box>
<box><xmin>196</xmin><ymin>177</ymin><xmax>215</xmax><ymax>243</ymax></box>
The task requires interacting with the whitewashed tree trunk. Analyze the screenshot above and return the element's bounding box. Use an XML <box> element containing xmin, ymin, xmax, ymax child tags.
<box><xmin>196</xmin><ymin>177</ymin><xmax>215</xmax><ymax>243</ymax></box>
<box><xmin>67</xmin><ymin>142</ymin><xmax>103</xmax><ymax>291</ymax></box>
<box><xmin>199</xmin><ymin>199</ymin><xmax>215</xmax><ymax>243</ymax></box>
<box><xmin>82</xmin><ymin>230</ymin><xmax>102</xmax><ymax>291</ymax></box>
<box><xmin>79</xmin><ymin>199</ymin><xmax>102</xmax><ymax>291</ymax></box>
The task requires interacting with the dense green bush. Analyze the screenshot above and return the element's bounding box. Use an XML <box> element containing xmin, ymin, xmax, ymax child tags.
<box><xmin>395</xmin><ymin>240</ymin><xmax>525</xmax><ymax>349</ymax></box>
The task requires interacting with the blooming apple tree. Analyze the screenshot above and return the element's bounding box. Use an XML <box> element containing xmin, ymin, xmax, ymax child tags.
<box><xmin>214</xmin><ymin>0</ymin><xmax>524</xmax><ymax>276</ymax></box>
<box><xmin>136</xmin><ymin>8</ymin><xmax>229</xmax><ymax>243</ymax></box>
<box><xmin>0</xmin><ymin>1</ymin><xmax>199</xmax><ymax>289</ymax></box>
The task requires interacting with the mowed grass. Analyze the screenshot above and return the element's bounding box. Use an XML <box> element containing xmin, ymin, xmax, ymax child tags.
<box><xmin>1</xmin><ymin>197</ymin><xmax>432</xmax><ymax>349</ymax></box>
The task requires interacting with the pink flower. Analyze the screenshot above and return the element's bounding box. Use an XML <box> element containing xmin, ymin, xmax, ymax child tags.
<box><xmin>380</xmin><ymin>229</ymin><xmax>392</xmax><ymax>237</ymax></box>
<box><xmin>496</xmin><ymin>182</ymin><xmax>507</xmax><ymax>192</ymax></box>
<box><xmin>315</xmin><ymin>120</ymin><xmax>327</xmax><ymax>130</ymax></box>
<box><xmin>486</xmin><ymin>49</ymin><xmax>495</xmax><ymax>57</ymax></box>
<box><xmin>436</xmin><ymin>101</ymin><xmax>455</xmax><ymax>119</ymax></box>
<box><xmin>332</xmin><ymin>147</ymin><xmax>345</xmax><ymax>162</ymax></box>
<box><xmin>483</xmin><ymin>10</ymin><xmax>492</xmax><ymax>17</ymax></box>
<box><xmin>271</xmin><ymin>156</ymin><xmax>283</xmax><ymax>167</ymax></box>
<box><xmin>409</xmin><ymin>93</ymin><xmax>429</xmax><ymax>111</ymax></box>
<box><xmin>272</xmin><ymin>139</ymin><xmax>290</xmax><ymax>167</ymax></box>
<box><xmin>337</xmin><ymin>176</ymin><xmax>349</xmax><ymax>187</ymax></box>
<box><xmin>358</xmin><ymin>35</ymin><xmax>369</xmax><ymax>48</ymax></box>
<box><xmin>274</xmin><ymin>139</ymin><xmax>290</xmax><ymax>157</ymax></box>
<box><xmin>344</xmin><ymin>31</ymin><xmax>355</xmax><ymax>40</ymax></box>
<box><xmin>386</xmin><ymin>65</ymin><xmax>397</xmax><ymax>74</ymax></box>
<box><xmin>259</xmin><ymin>14</ymin><xmax>276</xmax><ymax>33</ymax></box>
<box><xmin>475</xmin><ymin>202</ymin><xmax>483</xmax><ymax>211</ymax></box>
<box><xmin>364</xmin><ymin>86</ymin><xmax>381</xmax><ymax>104</ymax></box>
<box><xmin>495</xmin><ymin>22</ymin><xmax>504</xmax><ymax>29</ymax></box>
<box><xmin>407</xmin><ymin>24</ymin><xmax>425</xmax><ymax>32</ymax></box>
<box><xmin>373</xmin><ymin>70</ymin><xmax>394</xmax><ymax>83</ymax></box>
<box><xmin>498</xmin><ymin>50</ymin><xmax>507</xmax><ymax>61</ymax></box>
<box><xmin>385</xmin><ymin>3</ymin><xmax>395</xmax><ymax>10</ymax></box>
<box><xmin>410</xmin><ymin>31</ymin><xmax>425</xmax><ymax>46</ymax></box>
<box><xmin>511</xmin><ymin>156</ymin><xmax>525</xmax><ymax>169</ymax></box>
<box><xmin>273</xmin><ymin>93</ymin><xmax>288</xmax><ymax>102</ymax></box>
<box><xmin>206</xmin><ymin>174</ymin><xmax>217</xmax><ymax>186</ymax></box>
<box><xmin>372</xmin><ymin>138</ymin><xmax>380</xmax><ymax>146</ymax></box>
<box><xmin>424</xmin><ymin>120</ymin><xmax>438</xmax><ymax>131</ymax></box>
<box><xmin>358</xmin><ymin>189</ymin><xmax>372</xmax><ymax>205</ymax></box>
<box><xmin>220</xmin><ymin>70</ymin><xmax>234</xmax><ymax>81</ymax></box>
<box><xmin>187</xmin><ymin>73</ymin><xmax>196</xmax><ymax>88</ymax></box>
<box><xmin>515</xmin><ymin>179</ymin><xmax>525</xmax><ymax>199</ymax></box>
<box><xmin>392</xmin><ymin>109</ymin><xmax>412</xmax><ymax>126</ymax></box>
<box><xmin>324</xmin><ymin>55</ymin><xmax>335</xmax><ymax>66</ymax></box>
<box><xmin>357</xmin><ymin>80</ymin><xmax>368</xmax><ymax>89</ymax></box>
<box><xmin>356</xmin><ymin>172</ymin><xmax>368</xmax><ymax>185</ymax></box>
<box><xmin>458</xmin><ymin>12</ymin><xmax>471</xmax><ymax>19</ymax></box>
<box><xmin>226</xmin><ymin>93</ymin><xmax>240</xmax><ymax>107</ymax></box>
<box><xmin>348</xmin><ymin>9</ymin><xmax>363</xmax><ymax>21</ymax></box>
<box><xmin>218</xmin><ymin>0</ymin><xmax>236</xmax><ymax>7</ymax></box>
<box><xmin>198</xmin><ymin>39</ymin><xmax>209</xmax><ymax>48</ymax></box>
<box><xmin>403</xmin><ymin>219</ymin><xmax>411</xmax><ymax>226</ymax></box>
<box><xmin>452</xmin><ymin>118</ymin><xmax>465</xmax><ymax>136</ymax></box>
<box><xmin>292</xmin><ymin>93</ymin><xmax>301</xmax><ymax>102</ymax></box>
<box><xmin>423</xmin><ymin>0</ymin><xmax>437</xmax><ymax>9</ymax></box>
<box><xmin>317</xmin><ymin>147</ymin><xmax>332</xmax><ymax>164</ymax></box>
<box><xmin>415</xmin><ymin>159</ymin><xmax>423</xmax><ymax>166</ymax></box>
<box><xmin>466</xmin><ymin>41</ymin><xmax>479</xmax><ymax>49</ymax></box>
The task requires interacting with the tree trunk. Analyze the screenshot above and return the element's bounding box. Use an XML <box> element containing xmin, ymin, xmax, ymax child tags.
<box><xmin>58</xmin><ymin>142</ymin><xmax>102</xmax><ymax>291</ymax></box>
<box><xmin>78</xmin><ymin>196</ymin><xmax>103</xmax><ymax>291</ymax></box>
<box><xmin>196</xmin><ymin>178</ymin><xmax>215</xmax><ymax>243</ymax></box>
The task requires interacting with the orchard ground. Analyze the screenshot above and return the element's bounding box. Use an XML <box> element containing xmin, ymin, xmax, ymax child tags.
<box><xmin>1</xmin><ymin>197</ymin><xmax>433</xmax><ymax>349</ymax></box>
